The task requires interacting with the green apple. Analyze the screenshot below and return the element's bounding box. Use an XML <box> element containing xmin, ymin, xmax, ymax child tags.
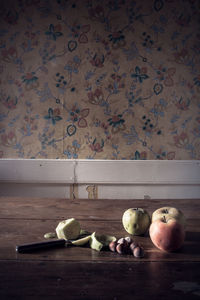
<box><xmin>122</xmin><ymin>208</ymin><xmax>151</xmax><ymax>235</ymax></box>
<box><xmin>151</xmin><ymin>207</ymin><xmax>186</xmax><ymax>228</ymax></box>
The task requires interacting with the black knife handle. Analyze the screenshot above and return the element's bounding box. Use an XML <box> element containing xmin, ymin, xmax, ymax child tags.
<box><xmin>16</xmin><ymin>239</ymin><xmax>66</xmax><ymax>253</ymax></box>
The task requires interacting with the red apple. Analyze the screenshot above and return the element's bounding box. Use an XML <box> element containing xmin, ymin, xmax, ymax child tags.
<box><xmin>149</xmin><ymin>216</ymin><xmax>185</xmax><ymax>252</ymax></box>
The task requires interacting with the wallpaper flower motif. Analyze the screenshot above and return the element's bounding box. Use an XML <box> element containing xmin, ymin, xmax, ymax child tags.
<box><xmin>0</xmin><ymin>0</ymin><xmax>200</xmax><ymax>159</ymax></box>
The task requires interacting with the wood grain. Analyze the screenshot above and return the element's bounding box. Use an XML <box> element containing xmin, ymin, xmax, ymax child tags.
<box><xmin>0</xmin><ymin>261</ymin><xmax>200</xmax><ymax>300</ymax></box>
<box><xmin>0</xmin><ymin>219</ymin><xmax>199</xmax><ymax>262</ymax></box>
<box><xmin>0</xmin><ymin>197</ymin><xmax>199</xmax><ymax>300</ymax></box>
<box><xmin>0</xmin><ymin>197</ymin><xmax>200</xmax><ymax>219</ymax></box>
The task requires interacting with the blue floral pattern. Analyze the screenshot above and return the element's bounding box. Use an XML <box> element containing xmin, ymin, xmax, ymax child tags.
<box><xmin>0</xmin><ymin>0</ymin><xmax>200</xmax><ymax>159</ymax></box>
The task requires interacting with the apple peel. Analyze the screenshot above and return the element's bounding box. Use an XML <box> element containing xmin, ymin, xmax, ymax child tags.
<box><xmin>89</xmin><ymin>232</ymin><xmax>117</xmax><ymax>251</ymax></box>
<box><xmin>72</xmin><ymin>235</ymin><xmax>91</xmax><ymax>246</ymax></box>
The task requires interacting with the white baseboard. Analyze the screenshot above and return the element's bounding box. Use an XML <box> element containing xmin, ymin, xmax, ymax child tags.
<box><xmin>0</xmin><ymin>159</ymin><xmax>200</xmax><ymax>199</ymax></box>
<box><xmin>0</xmin><ymin>183</ymin><xmax>69</xmax><ymax>198</ymax></box>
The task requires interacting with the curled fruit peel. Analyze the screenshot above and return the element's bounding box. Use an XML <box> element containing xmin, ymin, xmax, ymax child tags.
<box><xmin>72</xmin><ymin>235</ymin><xmax>91</xmax><ymax>246</ymax></box>
<box><xmin>44</xmin><ymin>232</ymin><xmax>57</xmax><ymax>239</ymax></box>
<box><xmin>89</xmin><ymin>232</ymin><xmax>117</xmax><ymax>251</ymax></box>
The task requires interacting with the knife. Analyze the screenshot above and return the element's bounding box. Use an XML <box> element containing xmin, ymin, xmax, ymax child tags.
<box><xmin>16</xmin><ymin>239</ymin><xmax>72</xmax><ymax>253</ymax></box>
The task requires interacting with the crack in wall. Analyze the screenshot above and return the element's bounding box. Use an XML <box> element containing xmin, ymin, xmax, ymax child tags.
<box><xmin>70</xmin><ymin>160</ymin><xmax>78</xmax><ymax>200</ymax></box>
<box><xmin>70</xmin><ymin>161</ymin><xmax>98</xmax><ymax>200</ymax></box>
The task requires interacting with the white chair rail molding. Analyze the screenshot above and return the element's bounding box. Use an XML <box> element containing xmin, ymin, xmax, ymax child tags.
<box><xmin>0</xmin><ymin>159</ymin><xmax>200</xmax><ymax>199</ymax></box>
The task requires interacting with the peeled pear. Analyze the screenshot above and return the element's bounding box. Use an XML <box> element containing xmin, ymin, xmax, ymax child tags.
<box><xmin>56</xmin><ymin>218</ymin><xmax>80</xmax><ymax>240</ymax></box>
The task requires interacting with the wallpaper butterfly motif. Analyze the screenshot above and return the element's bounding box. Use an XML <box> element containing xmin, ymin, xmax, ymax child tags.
<box><xmin>0</xmin><ymin>0</ymin><xmax>199</xmax><ymax>160</ymax></box>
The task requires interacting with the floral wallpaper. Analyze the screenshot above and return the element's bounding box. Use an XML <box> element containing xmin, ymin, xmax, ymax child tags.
<box><xmin>0</xmin><ymin>0</ymin><xmax>200</xmax><ymax>160</ymax></box>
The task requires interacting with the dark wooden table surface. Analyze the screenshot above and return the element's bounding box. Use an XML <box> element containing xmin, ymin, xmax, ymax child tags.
<box><xmin>0</xmin><ymin>197</ymin><xmax>200</xmax><ymax>300</ymax></box>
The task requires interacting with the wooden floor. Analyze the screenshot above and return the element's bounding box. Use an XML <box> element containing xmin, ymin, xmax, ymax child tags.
<box><xmin>0</xmin><ymin>197</ymin><xmax>200</xmax><ymax>299</ymax></box>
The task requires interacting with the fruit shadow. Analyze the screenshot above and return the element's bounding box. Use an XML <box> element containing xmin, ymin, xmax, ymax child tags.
<box><xmin>185</xmin><ymin>231</ymin><xmax>200</xmax><ymax>241</ymax></box>
<box><xmin>181</xmin><ymin>231</ymin><xmax>200</xmax><ymax>255</ymax></box>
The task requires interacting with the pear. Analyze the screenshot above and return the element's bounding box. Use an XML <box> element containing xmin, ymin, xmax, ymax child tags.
<box><xmin>56</xmin><ymin>218</ymin><xmax>80</xmax><ymax>240</ymax></box>
<box><xmin>122</xmin><ymin>208</ymin><xmax>150</xmax><ymax>235</ymax></box>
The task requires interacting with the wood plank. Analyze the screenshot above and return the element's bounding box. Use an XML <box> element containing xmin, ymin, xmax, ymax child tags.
<box><xmin>1</xmin><ymin>159</ymin><xmax>200</xmax><ymax>185</ymax></box>
<box><xmin>0</xmin><ymin>219</ymin><xmax>199</xmax><ymax>262</ymax></box>
<box><xmin>0</xmin><ymin>197</ymin><xmax>200</xmax><ymax>300</ymax></box>
<box><xmin>0</xmin><ymin>159</ymin><xmax>75</xmax><ymax>183</ymax></box>
<box><xmin>0</xmin><ymin>260</ymin><xmax>199</xmax><ymax>300</ymax></box>
<box><xmin>0</xmin><ymin>197</ymin><xmax>200</xmax><ymax>220</ymax></box>
<box><xmin>75</xmin><ymin>160</ymin><xmax>200</xmax><ymax>185</ymax></box>
<box><xmin>79</xmin><ymin>183</ymin><xmax>200</xmax><ymax>200</ymax></box>
<box><xmin>0</xmin><ymin>183</ymin><xmax>69</xmax><ymax>198</ymax></box>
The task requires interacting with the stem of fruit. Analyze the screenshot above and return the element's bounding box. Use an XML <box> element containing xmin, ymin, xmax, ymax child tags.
<box><xmin>163</xmin><ymin>215</ymin><xmax>167</xmax><ymax>223</ymax></box>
